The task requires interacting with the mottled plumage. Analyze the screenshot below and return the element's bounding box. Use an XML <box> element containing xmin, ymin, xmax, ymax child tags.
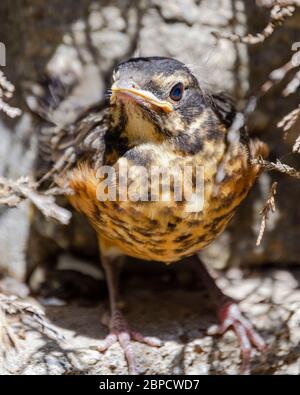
<box><xmin>37</xmin><ymin>57</ymin><xmax>268</xmax><ymax>374</ymax></box>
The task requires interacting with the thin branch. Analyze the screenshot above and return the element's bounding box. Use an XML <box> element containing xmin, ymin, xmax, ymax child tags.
<box><xmin>0</xmin><ymin>294</ymin><xmax>64</xmax><ymax>357</ymax></box>
<box><xmin>212</xmin><ymin>4</ymin><xmax>295</xmax><ymax>44</ymax></box>
<box><xmin>293</xmin><ymin>135</ymin><xmax>300</xmax><ymax>153</ymax></box>
<box><xmin>261</xmin><ymin>60</ymin><xmax>297</xmax><ymax>94</ymax></box>
<box><xmin>252</xmin><ymin>157</ymin><xmax>300</xmax><ymax>179</ymax></box>
<box><xmin>0</xmin><ymin>176</ymin><xmax>72</xmax><ymax>225</ymax></box>
<box><xmin>0</xmin><ymin>70</ymin><xmax>21</xmax><ymax>118</ymax></box>
<box><xmin>277</xmin><ymin>104</ymin><xmax>300</xmax><ymax>132</ymax></box>
<box><xmin>269</xmin><ymin>0</ymin><xmax>300</xmax><ymax>6</ymax></box>
<box><xmin>256</xmin><ymin>182</ymin><xmax>277</xmax><ymax>246</ymax></box>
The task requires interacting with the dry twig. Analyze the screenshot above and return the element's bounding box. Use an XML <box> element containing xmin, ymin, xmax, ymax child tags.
<box><xmin>0</xmin><ymin>293</ymin><xmax>64</xmax><ymax>357</ymax></box>
<box><xmin>293</xmin><ymin>135</ymin><xmax>300</xmax><ymax>153</ymax></box>
<box><xmin>256</xmin><ymin>182</ymin><xmax>277</xmax><ymax>246</ymax></box>
<box><xmin>0</xmin><ymin>176</ymin><xmax>71</xmax><ymax>225</ymax></box>
<box><xmin>252</xmin><ymin>157</ymin><xmax>300</xmax><ymax>179</ymax></box>
<box><xmin>277</xmin><ymin>105</ymin><xmax>300</xmax><ymax>153</ymax></box>
<box><xmin>257</xmin><ymin>0</ymin><xmax>300</xmax><ymax>7</ymax></box>
<box><xmin>260</xmin><ymin>60</ymin><xmax>298</xmax><ymax>94</ymax></box>
<box><xmin>212</xmin><ymin>4</ymin><xmax>295</xmax><ymax>44</ymax></box>
<box><xmin>0</xmin><ymin>70</ymin><xmax>21</xmax><ymax>118</ymax></box>
<box><xmin>277</xmin><ymin>105</ymin><xmax>300</xmax><ymax>132</ymax></box>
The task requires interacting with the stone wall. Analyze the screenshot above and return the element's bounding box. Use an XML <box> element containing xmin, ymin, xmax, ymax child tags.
<box><xmin>0</xmin><ymin>0</ymin><xmax>299</xmax><ymax>283</ymax></box>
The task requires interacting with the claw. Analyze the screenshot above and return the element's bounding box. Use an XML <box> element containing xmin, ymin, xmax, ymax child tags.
<box><xmin>210</xmin><ymin>302</ymin><xmax>267</xmax><ymax>374</ymax></box>
<box><xmin>98</xmin><ymin>310</ymin><xmax>162</xmax><ymax>374</ymax></box>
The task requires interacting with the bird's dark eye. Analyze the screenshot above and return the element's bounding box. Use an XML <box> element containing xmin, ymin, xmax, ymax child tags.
<box><xmin>170</xmin><ymin>83</ymin><xmax>184</xmax><ymax>101</ymax></box>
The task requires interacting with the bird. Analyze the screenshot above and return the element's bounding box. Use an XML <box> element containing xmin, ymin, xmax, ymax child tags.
<box><xmin>35</xmin><ymin>56</ymin><xmax>269</xmax><ymax>374</ymax></box>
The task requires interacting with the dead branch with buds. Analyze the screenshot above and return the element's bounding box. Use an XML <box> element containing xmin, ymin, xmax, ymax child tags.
<box><xmin>256</xmin><ymin>182</ymin><xmax>278</xmax><ymax>246</ymax></box>
<box><xmin>0</xmin><ymin>176</ymin><xmax>72</xmax><ymax>225</ymax></box>
<box><xmin>0</xmin><ymin>294</ymin><xmax>64</xmax><ymax>358</ymax></box>
<box><xmin>212</xmin><ymin>3</ymin><xmax>295</xmax><ymax>44</ymax></box>
<box><xmin>212</xmin><ymin>1</ymin><xmax>300</xmax><ymax>247</ymax></box>
<box><xmin>0</xmin><ymin>69</ymin><xmax>71</xmax><ymax>357</ymax></box>
<box><xmin>253</xmin><ymin>157</ymin><xmax>300</xmax><ymax>179</ymax></box>
<box><xmin>0</xmin><ymin>70</ymin><xmax>21</xmax><ymax>118</ymax></box>
<box><xmin>0</xmin><ymin>68</ymin><xmax>72</xmax><ymax>225</ymax></box>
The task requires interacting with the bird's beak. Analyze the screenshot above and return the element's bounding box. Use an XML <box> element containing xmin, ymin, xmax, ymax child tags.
<box><xmin>111</xmin><ymin>82</ymin><xmax>173</xmax><ymax>113</ymax></box>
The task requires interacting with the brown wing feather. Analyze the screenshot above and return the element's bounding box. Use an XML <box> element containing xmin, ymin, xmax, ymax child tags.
<box><xmin>28</xmin><ymin>78</ymin><xmax>111</xmax><ymax>184</ymax></box>
<box><xmin>37</xmin><ymin>106</ymin><xmax>110</xmax><ymax>185</ymax></box>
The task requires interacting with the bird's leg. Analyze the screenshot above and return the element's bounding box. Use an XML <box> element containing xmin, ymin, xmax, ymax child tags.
<box><xmin>98</xmin><ymin>251</ymin><xmax>161</xmax><ymax>375</ymax></box>
<box><xmin>191</xmin><ymin>257</ymin><xmax>267</xmax><ymax>373</ymax></box>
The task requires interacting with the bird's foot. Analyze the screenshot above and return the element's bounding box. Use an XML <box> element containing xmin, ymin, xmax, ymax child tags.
<box><xmin>208</xmin><ymin>302</ymin><xmax>268</xmax><ymax>374</ymax></box>
<box><xmin>98</xmin><ymin>309</ymin><xmax>162</xmax><ymax>374</ymax></box>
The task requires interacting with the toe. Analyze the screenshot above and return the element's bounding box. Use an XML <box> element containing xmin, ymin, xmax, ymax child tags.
<box><xmin>131</xmin><ymin>331</ymin><xmax>162</xmax><ymax>347</ymax></box>
<box><xmin>98</xmin><ymin>312</ymin><xmax>162</xmax><ymax>374</ymax></box>
<box><xmin>118</xmin><ymin>332</ymin><xmax>138</xmax><ymax>375</ymax></box>
<box><xmin>233</xmin><ymin>321</ymin><xmax>252</xmax><ymax>373</ymax></box>
<box><xmin>98</xmin><ymin>333</ymin><xmax>118</xmax><ymax>352</ymax></box>
<box><xmin>209</xmin><ymin>302</ymin><xmax>268</xmax><ymax>373</ymax></box>
<box><xmin>245</xmin><ymin>326</ymin><xmax>268</xmax><ymax>352</ymax></box>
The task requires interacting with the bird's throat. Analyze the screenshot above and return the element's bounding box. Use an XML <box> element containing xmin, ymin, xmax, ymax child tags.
<box><xmin>114</xmin><ymin>101</ymin><xmax>163</xmax><ymax>146</ymax></box>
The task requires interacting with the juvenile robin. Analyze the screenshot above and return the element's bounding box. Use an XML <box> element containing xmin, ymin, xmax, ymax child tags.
<box><xmin>37</xmin><ymin>57</ymin><xmax>268</xmax><ymax>374</ymax></box>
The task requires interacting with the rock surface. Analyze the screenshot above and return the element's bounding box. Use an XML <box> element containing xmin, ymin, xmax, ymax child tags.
<box><xmin>0</xmin><ymin>0</ymin><xmax>299</xmax><ymax>282</ymax></box>
<box><xmin>1</xmin><ymin>266</ymin><xmax>300</xmax><ymax>375</ymax></box>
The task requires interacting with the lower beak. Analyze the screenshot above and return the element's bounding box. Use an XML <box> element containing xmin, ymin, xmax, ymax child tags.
<box><xmin>111</xmin><ymin>84</ymin><xmax>173</xmax><ymax>113</ymax></box>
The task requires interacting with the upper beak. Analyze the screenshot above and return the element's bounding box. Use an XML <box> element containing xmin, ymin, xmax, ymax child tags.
<box><xmin>111</xmin><ymin>82</ymin><xmax>173</xmax><ymax>113</ymax></box>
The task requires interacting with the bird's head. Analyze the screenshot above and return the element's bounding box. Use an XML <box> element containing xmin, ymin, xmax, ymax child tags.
<box><xmin>110</xmin><ymin>57</ymin><xmax>209</xmax><ymax>152</ymax></box>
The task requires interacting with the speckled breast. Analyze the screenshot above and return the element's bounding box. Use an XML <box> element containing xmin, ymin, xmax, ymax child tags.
<box><xmin>68</xmin><ymin>141</ymin><xmax>259</xmax><ymax>263</ymax></box>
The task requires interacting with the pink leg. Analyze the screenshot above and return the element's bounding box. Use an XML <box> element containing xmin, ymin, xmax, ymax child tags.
<box><xmin>188</xmin><ymin>257</ymin><xmax>267</xmax><ymax>373</ymax></box>
<box><xmin>99</xmin><ymin>255</ymin><xmax>161</xmax><ymax>375</ymax></box>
